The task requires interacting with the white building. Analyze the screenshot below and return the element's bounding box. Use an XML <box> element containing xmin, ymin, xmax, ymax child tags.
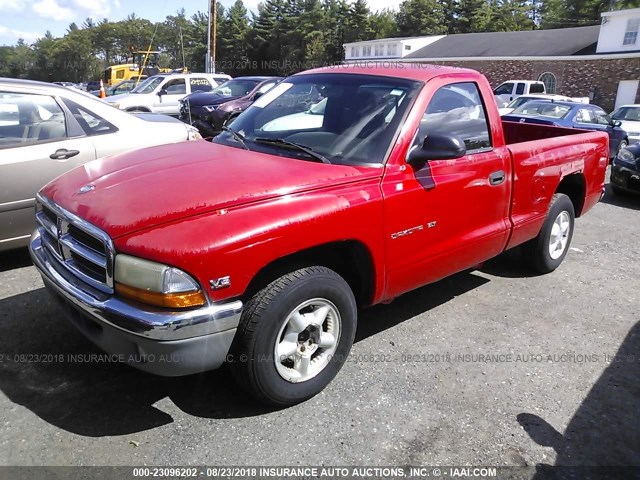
<box><xmin>597</xmin><ymin>8</ymin><xmax>640</xmax><ymax>53</ymax></box>
<box><xmin>344</xmin><ymin>36</ymin><xmax>445</xmax><ymax>61</ymax></box>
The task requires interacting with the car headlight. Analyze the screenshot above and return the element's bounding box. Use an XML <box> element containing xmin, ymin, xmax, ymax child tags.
<box><xmin>114</xmin><ymin>254</ymin><xmax>206</xmax><ymax>308</ymax></box>
<box><xmin>203</xmin><ymin>105</ymin><xmax>218</xmax><ymax>112</ymax></box>
<box><xmin>186</xmin><ymin>125</ymin><xmax>202</xmax><ymax>141</ymax></box>
<box><xmin>616</xmin><ymin>148</ymin><xmax>637</xmax><ymax>165</ymax></box>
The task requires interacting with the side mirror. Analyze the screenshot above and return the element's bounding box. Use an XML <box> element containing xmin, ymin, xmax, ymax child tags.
<box><xmin>407</xmin><ymin>132</ymin><xmax>466</xmax><ymax>167</ymax></box>
<box><xmin>612</xmin><ymin>120</ymin><xmax>622</xmax><ymax>127</ymax></box>
<box><xmin>158</xmin><ymin>88</ymin><xmax>167</xmax><ymax>96</ymax></box>
<box><xmin>253</xmin><ymin>91</ymin><xmax>264</xmax><ymax>101</ymax></box>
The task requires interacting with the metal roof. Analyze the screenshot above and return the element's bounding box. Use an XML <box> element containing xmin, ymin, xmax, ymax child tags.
<box><xmin>404</xmin><ymin>25</ymin><xmax>601</xmax><ymax>59</ymax></box>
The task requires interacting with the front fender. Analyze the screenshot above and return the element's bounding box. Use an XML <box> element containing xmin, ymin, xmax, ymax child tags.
<box><xmin>114</xmin><ymin>177</ymin><xmax>386</xmax><ymax>303</ymax></box>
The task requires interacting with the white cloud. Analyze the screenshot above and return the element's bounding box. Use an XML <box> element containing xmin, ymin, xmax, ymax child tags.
<box><xmin>32</xmin><ymin>0</ymin><xmax>74</xmax><ymax>21</ymax></box>
<box><xmin>0</xmin><ymin>0</ymin><xmax>23</xmax><ymax>11</ymax></box>
<box><xmin>0</xmin><ymin>24</ymin><xmax>41</xmax><ymax>41</ymax></box>
<box><xmin>68</xmin><ymin>0</ymin><xmax>112</xmax><ymax>19</ymax></box>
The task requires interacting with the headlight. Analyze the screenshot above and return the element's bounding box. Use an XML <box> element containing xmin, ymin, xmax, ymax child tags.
<box><xmin>203</xmin><ymin>105</ymin><xmax>218</xmax><ymax>112</ymax></box>
<box><xmin>616</xmin><ymin>148</ymin><xmax>637</xmax><ymax>165</ymax></box>
<box><xmin>114</xmin><ymin>254</ymin><xmax>206</xmax><ymax>308</ymax></box>
<box><xmin>186</xmin><ymin>125</ymin><xmax>202</xmax><ymax>141</ymax></box>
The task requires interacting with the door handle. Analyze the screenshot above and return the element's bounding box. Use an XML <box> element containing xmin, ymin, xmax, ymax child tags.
<box><xmin>489</xmin><ymin>170</ymin><xmax>505</xmax><ymax>186</ymax></box>
<box><xmin>50</xmin><ymin>149</ymin><xmax>80</xmax><ymax>160</ymax></box>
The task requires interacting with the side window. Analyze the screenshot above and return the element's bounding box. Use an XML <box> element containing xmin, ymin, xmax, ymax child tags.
<box><xmin>575</xmin><ymin>108</ymin><xmax>596</xmax><ymax>124</ymax></box>
<box><xmin>419</xmin><ymin>82</ymin><xmax>492</xmax><ymax>153</ymax></box>
<box><xmin>190</xmin><ymin>77</ymin><xmax>213</xmax><ymax>93</ymax></box>
<box><xmin>515</xmin><ymin>83</ymin><xmax>525</xmax><ymax>95</ymax></box>
<box><xmin>593</xmin><ymin>108</ymin><xmax>612</xmax><ymax>125</ymax></box>
<box><xmin>257</xmin><ymin>81</ymin><xmax>278</xmax><ymax>95</ymax></box>
<box><xmin>494</xmin><ymin>83</ymin><xmax>513</xmax><ymax>95</ymax></box>
<box><xmin>163</xmin><ymin>79</ymin><xmax>186</xmax><ymax>95</ymax></box>
<box><xmin>0</xmin><ymin>92</ymin><xmax>66</xmax><ymax>148</ymax></box>
<box><xmin>62</xmin><ymin>99</ymin><xmax>117</xmax><ymax>136</ymax></box>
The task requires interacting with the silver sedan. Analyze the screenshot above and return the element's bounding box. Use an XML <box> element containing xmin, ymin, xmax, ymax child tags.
<box><xmin>0</xmin><ymin>78</ymin><xmax>201</xmax><ymax>251</ymax></box>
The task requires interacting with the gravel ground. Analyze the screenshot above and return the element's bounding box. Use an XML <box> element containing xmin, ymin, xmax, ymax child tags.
<box><xmin>0</xmin><ymin>183</ymin><xmax>638</xmax><ymax>474</ymax></box>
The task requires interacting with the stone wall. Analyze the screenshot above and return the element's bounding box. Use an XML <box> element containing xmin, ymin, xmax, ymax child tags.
<box><xmin>415</xmin><ymin>57</ymin><xmax>640</xmax><ymax>111</ymax></box>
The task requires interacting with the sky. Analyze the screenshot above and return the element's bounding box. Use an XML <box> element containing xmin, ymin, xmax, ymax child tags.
<box><xmin>0</xmin><ymin>0</ymin><xmax>403</xmax><ymax>46</ymax></box>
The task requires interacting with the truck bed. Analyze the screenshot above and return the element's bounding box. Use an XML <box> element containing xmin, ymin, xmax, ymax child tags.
<box><xmin>502</xmin><ymin>120</ymin><xmax>609</xmax><ymax>250</ymax></box>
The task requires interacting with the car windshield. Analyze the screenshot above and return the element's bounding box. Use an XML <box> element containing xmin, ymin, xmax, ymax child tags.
<box><xmin>512</xmin><ymin>101</ymin><xmax>571</xmax><ymax>118</ymax></box>
<box><xmin>506</xmin><ymin>97</ymin><xmax>541</xmax><ymax>109</ymax></box>
<box><xmin>131</xmin><ymin>76</ymin><xmax>164</xmax><ymax>94</ymax></box>
<box><xmin>213</xmin><ymin>73</ymin><xmax>421</xmax><ymax>166</ymax></box>
<box><xmin>611</xmin><ymin>106</ymin><xmax>640</xmax><ymax>121</ymax></box>
<box><xmin>211</xmin><ymin>79</ymin><xmax>261</xmax><ymax>97</ymax></box>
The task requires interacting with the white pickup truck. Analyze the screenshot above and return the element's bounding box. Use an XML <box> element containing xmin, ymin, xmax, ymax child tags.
<box><xmin>493</xmin><ymin>80</ymin><xmax>546</xmax><ymax>107</ymax></box>
<box><xmin>105</xmin><ymin>73</ymin><xmax>231</xmax><ymax>117</ymax></box>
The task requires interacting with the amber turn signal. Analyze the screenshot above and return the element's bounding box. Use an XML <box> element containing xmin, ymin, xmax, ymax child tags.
<box><xmin>115</xmin><ymin>283</ymin><xmax>207</xmax><ymax>309</ymax></box>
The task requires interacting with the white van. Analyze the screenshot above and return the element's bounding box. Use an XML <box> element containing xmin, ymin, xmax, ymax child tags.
<box><xmin>493</xmin><ymin>80</ymin><xmax>546</xmax><ymax>108</ymax></box>
<box><xmin>106</xmin><ymin>73</ymin><xmax>231</xmax><ymax>117</ymax></box>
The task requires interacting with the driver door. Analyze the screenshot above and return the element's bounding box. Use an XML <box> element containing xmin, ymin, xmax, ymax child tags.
<box><xmin>153</xmin><ymin>78</ymin><xmax>186</xmax><ymax>116</ymax></box>
<box><xmin>382</xmin><ymin>80</ymin><xmax>512</xmax><ymax>298</ymax></box>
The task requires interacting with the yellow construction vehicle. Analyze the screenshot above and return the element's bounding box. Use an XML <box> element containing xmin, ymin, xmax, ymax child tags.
<box><xmin>103</xmin><ymin>49</ymin><xmax>178</xmax><ymax>86</ymax></box>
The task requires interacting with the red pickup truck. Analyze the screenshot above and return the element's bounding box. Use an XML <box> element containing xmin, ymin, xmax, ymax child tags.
<box><xmin>30</xmin><ymin>65</ymin><xmax>608</xmax><ymax>406</ymax></box>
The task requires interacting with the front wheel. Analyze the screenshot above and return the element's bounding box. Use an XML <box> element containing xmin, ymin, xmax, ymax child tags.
<box><xmin>522</xmin><ymin>193</ymin><xmax>575</xmax><ymax>273</ymax></box>
<box><xmin>230</xmin><ymin>266</ymin><xmax>357</xmax><ymax>406</ymax></box>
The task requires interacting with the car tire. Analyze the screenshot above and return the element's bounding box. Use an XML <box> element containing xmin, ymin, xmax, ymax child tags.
<box><xmin>230</xmin><ymin>266</ymin><xmax>357</xmax><ymax>407</ymax></box>
<box><xmin>522</xmin><ymin>193</ymin><xmax>575</xmax><ymax>274</ymax></box>
<box><xmin>617</xmin><ymin>140</ymin><xmax>628</xmax><ymax>156</ymax></box>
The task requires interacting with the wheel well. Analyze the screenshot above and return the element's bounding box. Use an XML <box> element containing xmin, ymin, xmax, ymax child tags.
<box><xmin>556</xmin><ymin>173</ymin><xmax>586</xmax><ymax>217</ymax></box>
<box><xmin>242</xmin><ymin>241</ymin><xmax>375</xmax><ymax>308</ymax></box>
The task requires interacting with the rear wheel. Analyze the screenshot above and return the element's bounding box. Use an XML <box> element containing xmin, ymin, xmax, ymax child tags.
<box><xmin>522</xmin><ymin>193</ymin><xmax>575</xmax><ymax>273</ymax></box>
<box><xmin>230</xmin><ymin>266</ymin><xmax>357</xmax><ymax>406</ymax></box>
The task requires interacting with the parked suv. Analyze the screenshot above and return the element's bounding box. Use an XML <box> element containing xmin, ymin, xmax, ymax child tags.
<box><xmin>179</xmin><ymin>76</ymin><xmax>282</xmax><ymax>137</ymax></box>
<box><xmin>493</xmin><ymin>80</ymin><xmax>546</xmax><ymax>107</ymax></box>
<box><xmin>105</xmin><ymin>73</ymin><xmax>231</xmax><ymax>117</ymax></box>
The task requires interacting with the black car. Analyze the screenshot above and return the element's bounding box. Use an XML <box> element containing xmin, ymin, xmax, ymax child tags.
<box><xmin>611</xmin><ymin>142</ymin><xmax>640</xmax><ymax>195</ymax></box>
<box><xmin>179</xmin><ymin>76</ymin><xmax>282</xmax><ymax>137</ymax></box>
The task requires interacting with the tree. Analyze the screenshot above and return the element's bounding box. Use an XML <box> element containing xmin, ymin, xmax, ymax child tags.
<box><xmin>396</xmin><ymin>0</ymin><xmax>447</xmax><ymax>36</ymax></box>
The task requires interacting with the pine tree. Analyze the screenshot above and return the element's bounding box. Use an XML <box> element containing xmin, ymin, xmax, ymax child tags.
<box><xmin>396</xmin><ymin>0</ymin><xmax>447</xmax><ymax>37</ymax></box>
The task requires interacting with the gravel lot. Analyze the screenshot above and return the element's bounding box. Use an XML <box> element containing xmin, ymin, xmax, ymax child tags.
<box><xmin>0</xmin><ymin>182</ymin><xmax>638</xmax><ymax>473</ymax></box>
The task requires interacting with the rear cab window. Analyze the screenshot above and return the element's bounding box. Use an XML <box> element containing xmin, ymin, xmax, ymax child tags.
<box><xmin>190</xmin><ymin>77</ymin><xmax>214</xmax><ymax>93</ymax></box>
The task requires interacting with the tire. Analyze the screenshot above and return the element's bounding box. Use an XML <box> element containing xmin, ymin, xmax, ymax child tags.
<box><xmin>230</xmin><ymin>266</ymin><xmax>357</xmax><ymax>406</ymax></box>
<box><xmin>617</xmin><ymin>139</ymin><xmax>629</xmax><ymax>156</ymax></box>
<box><xmin>522</xmin><ymin>193</ymin><xmax>575</xmax><ymax>274</ymax></box>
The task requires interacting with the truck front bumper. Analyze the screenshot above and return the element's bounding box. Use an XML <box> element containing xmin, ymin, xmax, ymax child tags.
<box><xmin>29</xmin><ymin>229</ymin><xmax>243</xmax><ymax>376</ymax></box>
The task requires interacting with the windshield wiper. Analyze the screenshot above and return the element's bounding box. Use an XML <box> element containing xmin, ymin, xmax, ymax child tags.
<box><xmin>221</xmin><ymin>125</ymin><xmax>249</xmax><ymax>150</ymax></box>
<box><xmin>253</xmin><ymin>137</ymin><xmax>331</xmax><ymax>164</ymax></box>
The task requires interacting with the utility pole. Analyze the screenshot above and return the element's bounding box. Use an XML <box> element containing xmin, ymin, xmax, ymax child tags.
<box><xmin>207</xmin><ymin>0</ymin><xmax>217</xmax><ymax>73</ymax></box>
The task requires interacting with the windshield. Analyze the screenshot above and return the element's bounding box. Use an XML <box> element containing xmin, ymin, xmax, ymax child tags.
<box><xmin>131</xmin><ymin>76</ymin><xmax>164</xmax><ymax>94</ymax></box>
<box><xmin>213</xmin><ymin>73</ymin><xmax>421</xmax><ymax>166</ymax></box>
<box><xmin>211</xmin><ymin>79</ymin><xmax>261</xmax><ymax>97</ymax></box>
<box><xmin>512</xmin><ymin>101</ymin><xmax>571</xmax><ymax>118</ymax></box>
<box><xmin>506</xmin><ymin>97</ymin><xmax>542</xmax><ymax>109</ymax></box>
<box><xmin>611</xmin><ymin>107</ymin><xmax>640</xmax><ymax>121</ymax></box>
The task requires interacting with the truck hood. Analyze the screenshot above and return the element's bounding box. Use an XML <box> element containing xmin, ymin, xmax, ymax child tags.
<box><xmin>41</xmin><ymin>141</ymin><xmax>377</xmax><ymax>239</ymax></box>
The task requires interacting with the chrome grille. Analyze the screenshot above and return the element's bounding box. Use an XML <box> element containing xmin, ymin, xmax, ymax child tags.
<box><xmin>36</xmin><ymin>194</ymin><xmax>115</xmax><ymax>294</ymax></box>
